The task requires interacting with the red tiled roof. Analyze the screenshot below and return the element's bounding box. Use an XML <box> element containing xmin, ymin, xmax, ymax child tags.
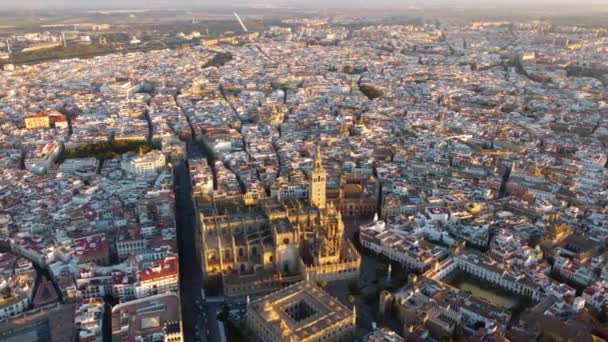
<box><xmin>137</xmin><ymin>256</ymin><xmax>178</xmax><ymax>283</ymax></box>
<box><xmin>33</xmin><ymin>279</ymin><xmax>59</xmax><ymax>307</ymax></box>
<box><xmin>73</xmin><ymin>233</ymin><xmax>107</xmax><ymax>258</ymax></box>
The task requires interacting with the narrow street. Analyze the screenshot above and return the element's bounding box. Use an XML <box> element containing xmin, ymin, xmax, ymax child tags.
<box><xmin>498</xmin><ymin>164</ymin><xmax>512</xmax><ymax>199</ymax></box>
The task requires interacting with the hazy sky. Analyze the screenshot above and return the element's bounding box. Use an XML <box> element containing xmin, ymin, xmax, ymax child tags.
<box><xmin>0</xmin><ymin>0</ymin><xmax>608</xmax><ymax>8</ymax></box>
<box><xmin>1</xmin><ymin>0</ymin><xmax>607</xmax><ymax>9</ymax></box>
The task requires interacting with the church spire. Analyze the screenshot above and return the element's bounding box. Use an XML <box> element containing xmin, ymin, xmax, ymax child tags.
<box><xmin>314</xmin><ymin>145</ymin><xmax>324</xmax><ymax>171</ymax></box>
<box><xmin>309</xmin><ymin>145</ymin><xmax>327</xmax><ymax>209</ymax></box>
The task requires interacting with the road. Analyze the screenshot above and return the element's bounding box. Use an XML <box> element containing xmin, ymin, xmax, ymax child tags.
<box><xmin>174</xmin><ymin>141</ymin><xmax>229</xmax><ymax>342</ymax></box>
<box><xmin>201</xmin><ymin>301</ymin><xmax>223</xmax><ymax>342</ymax></box>
<box><xmin>174</xmin><ymin>142</ymin><xmax>209</xmax><ymax>342</ymax></box>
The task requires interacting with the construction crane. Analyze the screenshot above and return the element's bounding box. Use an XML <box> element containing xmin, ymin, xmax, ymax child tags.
<box><xmin>233</xmin><ymin>12</ymin><xmax>248</xmax><ymax>33</ymax></box>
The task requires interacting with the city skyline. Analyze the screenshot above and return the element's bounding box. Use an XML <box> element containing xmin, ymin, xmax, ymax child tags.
<box><xmin>0</xmin><ymin>5</ymin><xmax>607</xmax><ymax>342</ymax></box>
<box><xmin>1</xmin><ymin>0</ymin><xmax>607</xmax><ymax>9</ymax></box>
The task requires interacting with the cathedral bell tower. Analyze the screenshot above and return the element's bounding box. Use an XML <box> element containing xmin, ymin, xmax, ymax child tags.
<box><xmin>309</xmin><ymin>145</ymin><xmax>327</xmax><ymax>209</ymax></box>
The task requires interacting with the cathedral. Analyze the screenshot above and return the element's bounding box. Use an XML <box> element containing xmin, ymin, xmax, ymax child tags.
<box><xmin>199</xmin><ymin>146</ymin><xmax>360</xmax><ymax>297</ymax></box>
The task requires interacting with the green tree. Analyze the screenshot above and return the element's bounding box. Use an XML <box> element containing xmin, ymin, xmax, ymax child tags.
<box><xmin>359</xmin><ymin>85</ymin><xmax>383</xmax><ymax>100</ymax></box>
<box><xmin>203</xmin><ymin>52</ymin><xmax>233</xmax><ymax>68</ymax></box>
<box><xmin>452</xmin><ymin>323</ymin><xmax>464</xmax><ymax>341</ymax></box>
<box><xmin>342</xmin><ymin>65</ymin><xmax>355</xmax><ymax>74</ymax></box>
<box><xmin>375</xmin><ymin>264</ymin><xmax>388</xmax><ymax>278</ymax></box>
<box><xmin>315</xmin><ymin>280</ymin><xmax>328</xmax><ymax>288</ymax></box>
<box><xmin>348</xmin><ymin>281</ymin><xmax>361</xmax><ymax>295</ymax></box>
<box><xmin>218</xmin><ymin>304</ymin><xmax>230</xmax><ymax>322</ymax></box>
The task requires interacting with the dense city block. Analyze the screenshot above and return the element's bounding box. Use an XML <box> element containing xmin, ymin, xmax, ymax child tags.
<box><xmin>0</xmin><ymin>5</ymin><xmax>607</xmax><ymax>342</ymax></box>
